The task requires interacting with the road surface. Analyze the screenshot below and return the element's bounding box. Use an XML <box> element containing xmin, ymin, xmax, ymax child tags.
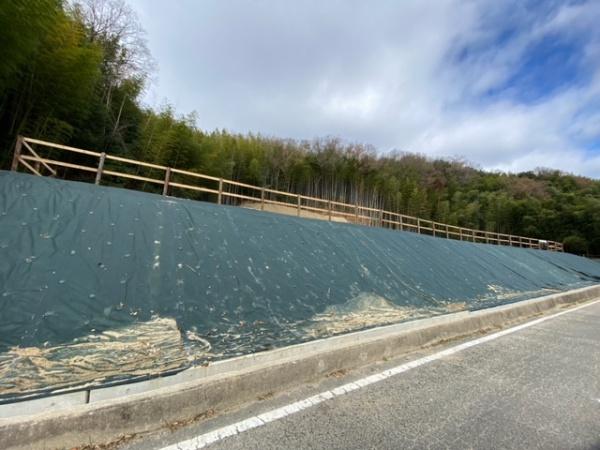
<box><xmin>125</xmin><ymin>300</ymin><xmax>600</xmax><ymax>450</ymax></box>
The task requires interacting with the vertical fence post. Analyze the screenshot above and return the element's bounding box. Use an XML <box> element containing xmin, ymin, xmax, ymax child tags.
<box><xmin>432</xmin><ymin>222</ymin><xmax>436</xmax><ymax>237</ymax></box>
<box><xmin>95</xmin><ymin>152</ymin><xmax>106</xmax><ymax>185</ymax></box>
<box><xmin>417</xmin><ymin>218</ymin><xmax>421</xmax><ymax>234</ymax></box>
<box><xmin>260</xmin><ymin>188</ymin><xmax>265</xmax><ymax>210</ymax></box>
<box><xmin>11</xmin><ymin>136</ymin><xmax>23</xmax><ymax>171</ymax></box>
<box><xmin>218</xmin><ymin>178</ymin><xmax>223</xmax><ymax>205</ymax></box>
<box><xmin>446</xmin><ymin>225</ymin><xmax>449</xmax><ymax>239</ymax></box>
<box><xmin>297</xmin><ymin>195</ymin><xmax>301</xmax><ymax>217</ymax></box>
<box><xmin>399</xmin><ymin>215</ymin><xmax>403</xmax><ymax>231</ymax></box>
<box><xmin>459</xmin><ymin>228</ymin><xmax>463</xmax><ymax>241</ymax></box>
<box><xmin>355</xmin><ymin>204</ymin><xmax>359</xmax><ymax>224</ymax></box>
<box><xmin>328</xmin><ymin>200</ymin><xmax>332</xmax><ymax>221</ymax></box>
<box><xmin>379</xmin><ymin>209</ymin><xmax>383</xmax><ymax>228</ymax></box>
<box><xmin>162</xmin><ymin>168</ymin><xmax>171</xmax><ymax>196</ymax></box>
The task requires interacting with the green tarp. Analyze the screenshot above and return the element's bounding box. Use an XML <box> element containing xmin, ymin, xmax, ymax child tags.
<box><xmin>1</xmin><ymin>171</ymin><xmax>599</xmax><ymax>400</ymax></box>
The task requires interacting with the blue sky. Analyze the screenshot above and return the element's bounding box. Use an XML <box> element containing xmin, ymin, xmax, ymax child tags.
<box><xmin>130</xmin><ymin>0</ymin><xmax>600</xmax><ymax>178</ymax></box>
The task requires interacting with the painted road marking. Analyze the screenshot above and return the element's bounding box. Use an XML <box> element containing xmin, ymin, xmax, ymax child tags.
<box><xmin>160</xmin><ymin>299</ymin><xmax>600</xmax><ymax>450</ymax></box>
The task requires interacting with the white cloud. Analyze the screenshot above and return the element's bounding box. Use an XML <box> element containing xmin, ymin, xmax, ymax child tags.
<box><xmin>130</xmin><ymin>0</ymin><xmax>600</xmax><ymax>178</ymax></box>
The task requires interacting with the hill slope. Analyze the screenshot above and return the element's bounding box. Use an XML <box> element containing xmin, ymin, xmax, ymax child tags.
<box><xmin>1</xmin><ymin>171</ymin><xmax>599</xmax><ymax>399</ymax></box>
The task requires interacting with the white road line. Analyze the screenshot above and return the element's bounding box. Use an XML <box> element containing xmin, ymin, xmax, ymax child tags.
<box><xmin>160</xmin><ymin>299</ymin><xmax>600</xmax><ymax>450</ymax></box>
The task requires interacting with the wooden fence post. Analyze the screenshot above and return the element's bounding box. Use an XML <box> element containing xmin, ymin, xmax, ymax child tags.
<box><xmin>297</xmin><ymin>195</ymin><xmax>301</xmax><ymax>216</ymax></box>
<box><xmin>355</xmin><ymin>204</ymin><xmax>359</xmax><ymax>224</ymax></box>
<box><xmin>379</xmin><ymin>209</ymin><xmax>383</xmax><ymax>228</ymax></box>
<box><xmin>95</xmin><ymin>152</ymin><xmax>106</xmax><ymax>185</ymax></box>
<box><xmin>218</xmin><ymin>178</ymin><xmax>223</xmax><ymax>204</ymax></box>
<box><xmin>11</xmin><ymin>136</ymin><xmax>23</xmax><ymax>171</ymax></box>
<box><xmin>328</xmin><ymin>200</ymin><xmax>332</xmax><ymax>221</ymax></box>
<box><xmin>260</xmin><ymin>188</ymin><xmax>265</xmax><ymax>210</ymax></box>
<box><xmin>399</xmin><ymin>215</ymin><xmax>403</xmax><ymax>231</ymax></box>
<box><xmin>162</xmin><ymin>168</ymin><xmax>171</xmax><ymax>196</ymax></box>
<box><xmin>432</xmin><ymin>222</ymin><xmax>436</xmax><ymax>237</ymax></box>
<box><xmin>417</xmin><ymin>218</ymin><xmax>421</xmax><ymax>234</ymax></box>
<box><xmin>459</xmin><ymin>228</ymin><xmax>463</xmax><ymax>241</ymax></box>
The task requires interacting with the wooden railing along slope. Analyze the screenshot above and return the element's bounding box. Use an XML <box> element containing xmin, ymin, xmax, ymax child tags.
<box><xmin>10</xmin><ymin>136</ymin><xmax>564</xmax><ymax>251</ymax></box>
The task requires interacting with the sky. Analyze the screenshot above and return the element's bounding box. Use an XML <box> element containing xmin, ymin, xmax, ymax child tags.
<box><xmin>129</xmin><ymin>0</ymin><xmax>600</xmax><ymax>178</ymax></box>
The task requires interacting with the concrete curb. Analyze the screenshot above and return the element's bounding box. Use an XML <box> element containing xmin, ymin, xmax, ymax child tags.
<box><xmin>2</xmin><ymin>284</ymin><xmax>599</xmax><ymax>450</ymax></box>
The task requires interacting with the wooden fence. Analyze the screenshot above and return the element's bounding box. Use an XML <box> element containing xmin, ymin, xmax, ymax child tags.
<box><xmin>10</xmin><ymin>136</ymin><xmax>564</xmax><ymax>252</ymax></box>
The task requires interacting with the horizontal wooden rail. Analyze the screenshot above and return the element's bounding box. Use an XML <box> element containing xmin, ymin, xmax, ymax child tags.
<box><xmin>20</xmin><ymin>155</ymin><xmax>97</xmax><ymax>173</ymax></box>
<box><xmin>170</xmin><ymin>167</ymin><xmax>221</xmax><ymax>182</ymax></box>
<box><xmin>12</xmin><ymin>136</ymin><xmax>564</xmax><ymax>252</ymax></box>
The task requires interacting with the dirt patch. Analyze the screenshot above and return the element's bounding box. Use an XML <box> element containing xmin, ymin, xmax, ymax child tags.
<box><xmin>304</xmin><ymin>293</ymin><xmax>431</xmax><ymax>338</ymax></box>
<box><xmin>242</xmin><ymin>201</ymin><xmax>349</xmax><ymax>223</ymax></box>
<box><xmin>0</xmin><ymin>317</ymin><xmax>210</xmax><ymax>398</ymax></box>
<box><xmin>327</xmin><ymin>369</ymin><xmax>349</xmax><ymax>378</ymax></box>
<box><xmin>303</xmin><ymin>293</ymin><xmax>473</xmax><ymax>340</ymax></box>
<box><xmin>257</xmin><ymin>391</ymin><xmax>275</xmax><ymax>401</ymax></box>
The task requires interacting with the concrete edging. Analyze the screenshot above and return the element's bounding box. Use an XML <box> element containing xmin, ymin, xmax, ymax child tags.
<box><xmin>2</xmin><ymin>284</ymin><xmax>599</xmax><ymax>450</ymax></box>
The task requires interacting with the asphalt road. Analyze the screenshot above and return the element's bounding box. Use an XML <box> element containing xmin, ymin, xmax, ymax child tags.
<box><xmin>125</xmin><ymin>300</ymin><xmax>600</xmax><ymax>450</ymax></box>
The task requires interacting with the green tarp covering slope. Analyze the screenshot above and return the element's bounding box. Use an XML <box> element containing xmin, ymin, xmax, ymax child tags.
<box><xmin>1</xmin><ymin>171</ymin><xmax>599</xmax><ymax>400</ymax></box>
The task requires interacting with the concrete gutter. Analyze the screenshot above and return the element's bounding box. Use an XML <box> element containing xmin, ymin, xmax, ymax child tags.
<box><xmin>2</xmin><ymin>284</ymin><xmax>600</xmax><ymax>450</ymax></box>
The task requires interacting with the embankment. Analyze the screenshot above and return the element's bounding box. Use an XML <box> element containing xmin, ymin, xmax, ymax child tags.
<box><xmin>1</xmin><ymin>170</ymin><xmax>599</xmax><ymax>401</ymax></box>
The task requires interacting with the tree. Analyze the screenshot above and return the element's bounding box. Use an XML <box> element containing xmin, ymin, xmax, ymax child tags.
<box><xmin>0</xmin><ymin>0</ymin><xmax>59</xmax><ymax>94</ymax></box>
<box><xmin>0</xmin><ymin>4</ymin><xmax>103</xmax><ymax>168</ymax></box>
<box><xmin>588</xmin><ymin>238</ymin><xmax>600</xmax><ymax>257</ymax></box>
<box><xmin>67</xmin><ymin>0</ymin><xmax>153</xmax><ymax>154</ymax></box>
<box><xmin>563</xmin><ymin>236</ymin><xmax>588</xmax><ymax>256</ymax></box>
